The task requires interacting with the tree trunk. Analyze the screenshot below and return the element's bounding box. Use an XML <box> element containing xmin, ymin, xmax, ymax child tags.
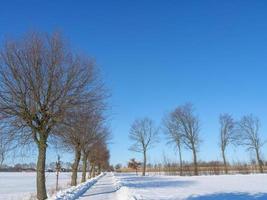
<box><xmin>256</xmin><ymin>149</ymin><xmax>263</xmax><ymax>173</ymax></box>
<box><xmin>98</xmin><ymin>164</ymin><xmax>101</xmax><ymax>175</ymax></box>
<box><xmin>192</xmin><ymin>148</ymin><xmax>198</xmax><ymax>176</ymax></box>
<box><xmin>90</xmin><ymin>163</ymin><xmax>96</xmax><ymax>178</ymax></box>
<box><xmin>89</xmin><ymin>165</ymin><xmax>92</xmax><ymax>178</ymax></box>
<box><xmin>87</xmin><ymin>160</ymin><xmax>91</xmax><ymax>179</ymax></box>
<box><xmin>142</xmin><ymin>150</ymin><xmax>146</xmax><ymax>176</ymax></box>
<box><xmin>56</xmin><ymin>170</ymin><xmax>59</xmax><ymax>191</ymax></box>
<box><xmin>222</xmin><ymin>147</ymin><xmax>228</xmax><ymax>174</ymax></box>
<box><xmin>36</xmin><ymin>138</ymin><xmax>48</xmax><ymax>200</ymax></box>
<box><xmin>71</xmin><ymin>148</ymin><xmax>81</xmax><ymax>186</ymax></box>
<box><xmin>92</xmin><ymin>164</ymin><xmax>95</xmax><ymax>177</ymax></box>
<box><xmin>81</xmin><ymin>152</ymin><xmax>88</xmax><ymax>183</ymax></box>
<box><xmin>177</xmin><ymin>143</ymin><xmax>183</xmax><ymax>176</ymax></box>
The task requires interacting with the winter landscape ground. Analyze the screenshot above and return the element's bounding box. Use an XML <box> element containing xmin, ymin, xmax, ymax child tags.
<box><xmin>0</xmin><ymin>172</ymin><xmax>82</xmax><ymax>200</ymax></box>
<box><xmin>1</xmin><ymin>172</ymin><xmax>267</xmax><ymax>200</ymax></box>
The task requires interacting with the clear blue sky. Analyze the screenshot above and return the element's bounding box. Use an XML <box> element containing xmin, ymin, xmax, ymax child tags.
<box><xmin>1</xmin><ymin>0</ymin><xmax>267</xmax><ymax>166</ymax></box>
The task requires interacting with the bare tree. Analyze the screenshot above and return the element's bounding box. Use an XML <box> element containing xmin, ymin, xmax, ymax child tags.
<box><xmin>219</xmin><ymin>113</ymin><xmax>235</xmax><ymax>174</ymax></box>
<box><xmin>163</xmin><ymin>113</ymin><xmax>184</xmax><ymax>176</ymax></box>
<box><xmin>237</xmin><ymin>114</ymin><xmax>264</xmax><ymax>173</ymax></box>
<box><xmin>95</xmin><ymin>142</ymin><xmax>110</xmax><ymax>174</ymax></box>
<box><xmin>129</xmin><ymin>118</ymin><xmax>158</xmax><ymax>176</ymax></box>
<box><xmin>128</xmin><ymin>158</ymin><xmax>141</xmax><ymax>175</ymax></box>
<box><xmin>88</xmin><ymin>140</ymin><xmax>110</xmax><ymax>177</ymax></box>
<box><xmin>80</xmin><ymin>120</ymin><xmax>109</xmax><ymax>183</ymax></box>
<box><xmin>171</xmin><ymin>104</ymin><xmax>201</xmax><ymax>175</ymax></box>
<box><xmin>59</xmin><ymin>110</ymin><xmax>87</xmax><ymax>186</ymax></box>
<box><xmin>0</xmin><ymin>32</ymin><xmax>101</xmax><ymax>199</ymax></box>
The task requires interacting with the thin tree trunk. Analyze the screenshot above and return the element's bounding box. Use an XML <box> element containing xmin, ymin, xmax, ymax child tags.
<box><xmin>92</xmin><ymin>164</ymin><xmax>95</xmax><ymax>177</ymax></box>
<box><xmin>142</xmin><ymin>150</ymin><xmax>146</xmax><ymax>176</ymax></box>
<box><xmin>177</xmin><ymin>143</ymin><xmax>183</xmax><ymax>176</ymax></box>
<box><xmin>89</xmin><ymin>163</ymin><xmax>95</xmax><ymax>178</ymax></box>
<box><xmin>90</xmin><ymin>163</ymin><xmax>95</xmax><ymax>178</ymax></box>
<box><xmin>81</xmin><ymin>152</ymin><xmax>88</xmax><ymax>183</ymax></box>
<box><xmin>71</xmin><ymin>147</ymin><xmax>81</xmax><ymax>186</ymax></box>
<box><xmin>256</xmin><ymin>149</ymin><xmax>263</xmax><ymax>173</ymax></box>
<box><xmin>222</xmin><ymin>148</ymin><xmax>228</xmax><ymax>174</ymax></box>
<box><xmin>192</xmin><ymin>148</ymin><xmax>198</xmax><ymax>176</ymax></box>
<box><xmin>87</xmin><ymin>160</ymin><xmax>91</xmax><ymax>179</ymax></box>
<box><xmin>36</xmin><ymin>138</ymin><xmax>48</xmax><ymax>200</ymax></box>
<box><xmin>98</xmin><ymin>164</ymin><xmax>101</xmax><ymax>175</ymax></box>
<box><xmin>0</xmin><ymin>152</ymin><xmax>5</xmax><ymax>167</ymax></box>
<box><xmin>56</xmin><ymin>170</ymin><xmax>59</xmax><ymax>191</ymax></box>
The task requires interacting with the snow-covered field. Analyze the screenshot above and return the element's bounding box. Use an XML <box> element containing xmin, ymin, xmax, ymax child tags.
<box><xmin>0</xmin><ymin>172</ymin><xmax>82</xmax><ymax>200</ymax></box>
<box><xmin>1</xmin><ymin>172</ymin><xmax>267</xmax><ymax>200</ymax></box>
<box><xmin>115</xmin><ymin>173</ymin><xmax>267</xmax><ymax>200</ymax></box>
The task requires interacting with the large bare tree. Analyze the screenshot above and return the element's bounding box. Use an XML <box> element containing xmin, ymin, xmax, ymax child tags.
<box><xmin>237</xmin><ymin>114</ymin><xmax>264</xmax><ymax>173</ymax></box>
<box><xmin>129</xmin><ymin>118</ymin><xmax>158</xmax><ymax>176</ymax></box>
<box><xmin>219</xmin><ymin>113</ymin><xmax>235</xmax><ymax>174</ymax></box>
<box><xmin>171</xmin><ymin>104</ymin><xmax>201</xmax><ymax>175</ymax></box>
<box><xmin>0</xmin><ymin>32</ymin><xmax>101</xmax><ymax>199</ymax></box>
<box><xmin>163</xmin><ymin>112</ymin><xmax>184</xmax><ymax>176</ymax></box>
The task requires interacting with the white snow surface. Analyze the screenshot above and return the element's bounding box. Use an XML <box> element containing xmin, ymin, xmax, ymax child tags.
<box><xmin>1</xmin><ymin>172</ymin><xmax>267</xmax><ymax>199</ymax></box>
<box><xmin>49</xmin><ymin>173</ymin><xmax>104</xmax><ymax>200</ymax></box>
<box><xmin>76</xmin><ymin>172</ymin><xmax>121</xmax><ymax>200</ymax></box>
<box><xmin>115</xmin><ymin>173</ymin><xmax>267</xmax><ymax>200</ymax></box>
<box><xmin>50</xmin><ymin>172</ymin><xmax>134</xmax><ymax>200</ymax></box>
<box><xmin>0</xmin><ymin>172</ymin><xmax>82</xmax><ymax>200</ymax></box>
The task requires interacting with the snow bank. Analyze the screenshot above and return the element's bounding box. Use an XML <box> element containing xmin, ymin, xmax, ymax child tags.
<box><xmin>112</xmin><ymin>173</ymin><xmax>137</xmax><ymax>200</ymax></box>
<box><xmin>48</xmin><ymin>173</ymin><xmax>104</xmax><ymax>200</ymax></box>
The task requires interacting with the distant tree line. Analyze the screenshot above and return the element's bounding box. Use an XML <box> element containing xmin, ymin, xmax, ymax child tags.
<box><xmin>0</xmin><ymin>161</ymin><xmax>73</xmax><ymax>172</ymax></box>
<box><xmin>0</xmin><ymin>32</ymin><xmax>111</xmax><ymax>199</ymax></box>
<box><xmin>129</xmin><ymin>103</ymin><xmax>266</xmax><ymax>176</ymax></box>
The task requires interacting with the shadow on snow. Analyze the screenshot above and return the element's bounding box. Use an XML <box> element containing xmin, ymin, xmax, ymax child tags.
<box><xmin>186</xmin><ymin>192</ymin><xmax>267</xmax><ymax>200</ymax></box>
<box><xmin>119</xmin><ymin>176</ymin><xmax>195</xmax><ymax>189</ymax></box>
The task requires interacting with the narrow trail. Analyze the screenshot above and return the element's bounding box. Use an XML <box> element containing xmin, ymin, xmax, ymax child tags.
<box><xmin>77</xmin><ymin>173</ymin><xmax>120</xmax><ymax>200</ymax></box>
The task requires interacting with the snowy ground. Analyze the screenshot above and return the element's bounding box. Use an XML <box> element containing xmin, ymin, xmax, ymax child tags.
<box><xmin>0</xmin><ymin>172</ymin><xmax>82</xmax><ymax>200</ymax></box>
<box><xmin>76</xmin><ymin>173</ymin><xmax>120</xmax><ymax>200</ymax></box>
<box><xmin>1</xmin><ymin>172</ymin><xmax>267</xmax><ymax>200</ymax></box>
<box><xmin>116</xmin><ymin>173</ymin><xmax>267</xmax><ymax>200</ymax></box>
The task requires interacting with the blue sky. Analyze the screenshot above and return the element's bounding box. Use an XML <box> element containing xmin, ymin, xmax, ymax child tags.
<box><xmin>1</xmin><ymin>0</ymin><xmax>267</xmax><ymax>166</ymax></box>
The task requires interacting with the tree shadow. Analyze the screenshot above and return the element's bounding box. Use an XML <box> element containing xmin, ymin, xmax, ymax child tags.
<box><xmin>186</xmin><ymin>192</ymin><xmax>267</xmax><ymax>200</ymax></box>
<box><xmin>120</xmin><ymin>176</ymin><xmax>195</xmax><ymax>188</ymax></box>
<box><xmin>81</xmin><ymin>188</ymin><xmax>120</xmax><ymax>197</ymax></box>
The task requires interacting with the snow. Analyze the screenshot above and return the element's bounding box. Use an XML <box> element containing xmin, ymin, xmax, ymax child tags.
<box><xmin>49</xmin><ymin>173</ymin><xmax>103</xmax><ymax>200</ymax></box>
<box><xmin>76</xmin><ymin>172</ymin><xmax>118</xmax><ymax>200</ymax></box>
<box><xmin>52</xmin><ymin>172</ymin><xmax>135</xmax><ymax>200</ymax></box>
<box><xmin>115</xmin><ymin>173</ymin><xmax>267</xmax><ymax>200</ymax></box>
<box><xmin>0</xmin><ymin>172</ymin><xmax>82</xmax><ymax>200</ymax></box>
<box><xmin>0</xmin><ymin>172</ymin><xmax>266</xmax><ymax>200</ymax></box>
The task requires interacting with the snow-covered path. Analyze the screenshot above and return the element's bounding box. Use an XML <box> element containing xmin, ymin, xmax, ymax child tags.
<box><xmin>77</xmin><ymin>173</ymin><xmax>119</xmax><ymax>200</ymax></box>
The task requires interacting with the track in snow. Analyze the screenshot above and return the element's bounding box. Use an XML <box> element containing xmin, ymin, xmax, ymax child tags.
<box><xmin>77</xmin><ymin>173</ymin><xmax>119</xmax><ymax>200</ymax></box>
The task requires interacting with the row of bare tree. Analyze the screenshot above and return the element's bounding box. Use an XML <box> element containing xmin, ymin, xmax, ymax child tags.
<box><xmin>59</xmin><ymin>108</ymin><xmax>110</xmax><ymax>186</ymax></box>
<box><xmin>129</xmin><ymin>103</ymin><xmax>266</xmax><ymax>176</ymax></box>
<box><xmin>0</xmin><ymin>32</ymin><xmax>110</xmax><ymax>199</ymax></box>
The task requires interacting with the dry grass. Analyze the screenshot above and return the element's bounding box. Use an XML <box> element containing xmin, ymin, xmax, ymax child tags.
<box><xmin>119</xmin><ymin>165</ymin><xmax>267</xmax><ymax>176</ymax></box>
